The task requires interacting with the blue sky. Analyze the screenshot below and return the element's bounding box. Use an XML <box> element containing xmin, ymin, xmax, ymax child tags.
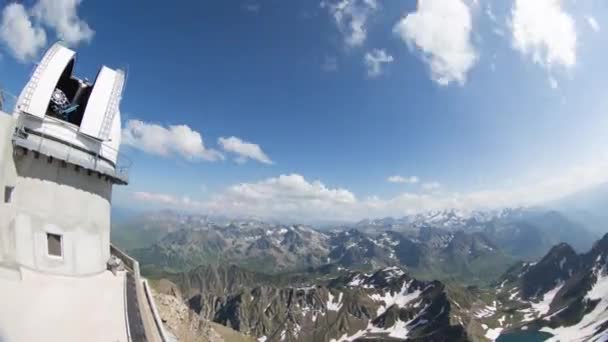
<box><xmin>2</xmin><ymin>0</ymin><xmax>608</xmax><ymax>221</ymax></box>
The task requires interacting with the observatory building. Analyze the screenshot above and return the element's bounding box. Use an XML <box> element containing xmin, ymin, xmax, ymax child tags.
<box><xmin>0</xmin><ymin>43</ymin><xmax>167</xmax><ymax>341</ymax></box>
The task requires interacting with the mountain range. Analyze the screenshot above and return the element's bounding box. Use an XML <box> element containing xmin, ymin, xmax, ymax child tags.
<box><xmin>113</xmin><ymin>207</ymin><xmax>598</xmax><ymax>285</ymax></box>
<box><xmin>151</xmin><ymin>233</ymin><xmax>608</xmax><ymax>341</ymax></box>
<box><xmin>112</xmin><ymin>206</ymin><xmax>608</xmax><ymax>341</ymax></box>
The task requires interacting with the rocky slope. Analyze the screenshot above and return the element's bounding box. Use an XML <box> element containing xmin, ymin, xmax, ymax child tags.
<box><xmin>152</xmin><ymin>278</ymin><xmax>254</xmax><ymax>342</ymax></box>
<box><xmin>149</xmin><ymin>233</ymin><xmax>608</xmax><ymax>341</ymax></box>
<box><xmin>168</xmin><ymin>266</ymin><xmax>472</xmax><ymax>341</ymax></box>
<box><xmin>467</xmin><ymin>234</ymin><xmax>608</xmax><ymax>341</ymax></box>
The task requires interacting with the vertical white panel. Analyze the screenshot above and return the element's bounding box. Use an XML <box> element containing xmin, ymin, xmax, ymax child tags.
<box><xmin>99</xmin><ymin>71</ymin><xmax>124</xmax><ymax>141</ymax></box>
<box><xmin>80</xmin><ymin>67</ymin><xmax>124</xmax><ymax>140</ymax></box>
<box><xmin>16</xmin><ymin>43</ymin><xmax>76</xmax><ymax>118</ymax></box>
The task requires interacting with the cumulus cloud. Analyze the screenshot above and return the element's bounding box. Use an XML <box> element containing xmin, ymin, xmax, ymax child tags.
<box><xmin>510</xmin><ymin>0</ymin><xmax>576</xmax><ymax>69</ymax></box>
<box><xmin>421</xmin><ymin>181</ymin><xmax>441</xmax><ymax>191</ymax></box>
<box><xmin>587</xmin><ymin>16</ymin><xmax>600</xmax><ymax>32</ymax></box>
<box><xmin>31</xmin><ymin>0</ymin><xmax>93</xmax><ymax>46</ymax></box>
<box><xmin>0</xmin><ymin>0</ymin><xmax>93</xmax><ymax>61</ymax></box>
<box><xmin>122</xmin><ymin>120</ymin><xmax>223</xmax><ymax>161</ymax></box>
<box><xmin>132</xmin><ymin>192</ymin><xmax>193</xmax><ymax>206</ymax></box>
<box><xmin>364</xmin><ymin>49</ymin><xmax>393</xmax><ymax>77</ymax></box>
<box><xmin>321</xmin><ymin>0</ymin><xmax>378</xmax><ymax>47</ymax></box>
<box><xmin>393</xmin><ymin>0</ymin><xmax>477</xmax><ymax>86</ymax></box>
<box><xmin>387</xmin><ymin>175</ymin><xmax>419</xmax><ymax>184</ymax></box>
<box><xmin>203</xmin><ymin>174</ymin><xmax>358</xmax><ymax>221</ymax></box>
<box><xmin>0</xmin><ymin>3</ymin><xmax>47</xmax><ymax>62</ymax></box>
<box><xmin>132</xmin><ymin>159</ymin><xmax>608</xmax><ymax>222</ymax></box>
<box><xmin>218</xmin><ymin>136</ymin><xmax>273</xmax><ymax>165</ymax></box>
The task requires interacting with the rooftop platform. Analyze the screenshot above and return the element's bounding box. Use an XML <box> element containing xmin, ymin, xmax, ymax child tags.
<box><xmin>0</xmin><ymin>268</ymin><xmax>129</xmax><ymax>342</ymax></box>
<box><xmin>0</xmin><ymin>245</ymin><xmax>167</xmax><ymax>342</ymax></box>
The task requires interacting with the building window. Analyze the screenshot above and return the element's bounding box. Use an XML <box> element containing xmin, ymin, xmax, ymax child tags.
<box><xmin>4</xmin><ymin>186</ymin><xmax>13</xmax><ymax>203</ymax></box>
<box><xmin>47</xmin><ymin>233</ymin><xmax>62</xmax><ymax>257</ymax></box>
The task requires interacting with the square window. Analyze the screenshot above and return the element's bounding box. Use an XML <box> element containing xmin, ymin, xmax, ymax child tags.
<box><xmin>47</xmin><ymin>233</ymin><xmax>62</xmax><ymax>257</ymax></box>
<box><xmin>4</xmin><ymin>186</ymin><xmax>13</xmax><ymax>203</ymax></box>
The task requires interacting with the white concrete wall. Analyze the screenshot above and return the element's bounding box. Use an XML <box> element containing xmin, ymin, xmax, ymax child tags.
<box><xmin>10</xmin><ymin>151</ymin><xmax>114</xmax><ymax>275</ymax></box>
<box><xmin>0</xmin><ymin>126</ymin><xmax>115</xmax><ymax>277</ymax></box>
<box><xmin>0</xmin><ymin>112</ymin><xmax>17</xmax><ymax>266</ymax></box>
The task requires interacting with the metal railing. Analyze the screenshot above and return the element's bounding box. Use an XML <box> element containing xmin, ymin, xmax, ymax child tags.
<box><xmin>111</xmin><ymin>244</ymin><xmax>169</xmax><ymax>342</ymax></box>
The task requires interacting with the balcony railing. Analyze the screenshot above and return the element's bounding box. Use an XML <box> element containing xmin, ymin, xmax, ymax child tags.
<box><xmin>111</xmin><ymin>244</ymin><xmax>170</xmax><ymax>342</ymax></box>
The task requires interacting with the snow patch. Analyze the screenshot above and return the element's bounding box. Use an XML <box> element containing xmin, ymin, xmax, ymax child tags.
<box><xmin>519</xmin><ymin>308</ymin><xmax>536</xmax><ymax>322</ymax></box>
<box><xmin>330</xmin><ymin>329</ymin><xmax>367</xmax><ymax>342</ymax></box>
<box><xmin>369</xmin><ymin>281</ymin><xmax>421</xmax><ymax>316</ymax></box>
<box><xmin>327</xmin><ymin>291</ymin><xmax>343</xmax><ymax>311</ymax></box>
<box><xmin>540</xmin><ymin>269</ymin><xmax>608</xmax><ymax>341</ymax></box>
<box><xmin>387</xmin><ymin>319</ymin><xmax>409</xmax><ymax>339</ymax></box>
<box><xmin>531</xmin><ymin>282</ymin><xmax>563</xmax><ymax>315</ymax></box>
<box><xmin>474</xmin><ymin>305</ymin><xmax>496</xmax><ymax>318</ymax></box>
<box><xmin>382</xmin><ymin>266</ymin><xmax>405</xmax><ymax>280</ymax></box>
<box><xmin>348</xmin><ymin>274</ymin><xmax>364</xmax><ymax>287</ymax></box>
<box><xmin>485</xmin><ymin>327</ymin><xmax>503</xmax><ymax>341</ymax></box>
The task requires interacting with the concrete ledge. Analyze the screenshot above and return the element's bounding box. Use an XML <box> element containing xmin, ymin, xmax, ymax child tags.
<box><xmin>111</xmin><ymin>244</ymin><xmax>167</xmax><ymax>342</ymax></box>
<box><xmin>143</xmin><ymin>279</ymin><xmax>170</xmax><ymax>342</ymax></box>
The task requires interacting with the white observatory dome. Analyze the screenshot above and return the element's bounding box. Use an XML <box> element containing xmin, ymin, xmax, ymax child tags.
<box><xmin>14</xmin><ymin>42</ymin><xmax>127</xmax><ymax>184</ymax></box>
<box><xmin>0</xmin><ymin>42</ymin><xmax>130</xmax><ymax>276</ymax></box>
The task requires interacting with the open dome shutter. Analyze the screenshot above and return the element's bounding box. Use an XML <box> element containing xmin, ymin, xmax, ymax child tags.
<box><xmin>16</xmin><ymin>43</ymin><xmax>76</xmax><ymax>118</ymax></box>
<box><xmin>80</xmin><ymin>67</ymin><xmax>125</xmax><ymax>140</ymax></box>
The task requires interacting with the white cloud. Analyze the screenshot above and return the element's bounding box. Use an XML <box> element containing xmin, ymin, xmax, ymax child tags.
<box><xmin>133</xmin><ymin>159</ymin><xmax>608</xmax><ymax>221</ymax></box>
<box><xmin>493</xmin><ymin>28</ymin><xmax>505</xmax><ymax>37</ymax></box>
<box><xmin>393</xmin><ymin>0</ymin><xmax>477</xmax><ymax>86</ymax></box>
<box><xmin>132</xmin><ymin>192</ymin><xmax>191</xmax><ymax>206</ymax></box>
<box><xmin>321</xmin><ymin>0</ymin><xmax>378</xmax><ymax>47</ymax></box>
<box><xmin>322</xmin><ymin>55</ymin><xmax>338</xmax><ymax>72</ymax></box>
<box><xmin>218</xmin><ymin>136</ymin><xmax>273</xmax><ymax>165</ymax></box>
<box><xmin>549</xmin><ymin>76</ymin><xmax>558</xmax><ymax>89</ymax></box>
<box><xmin>510</xmin><ymin>0</ymin><xmax>576</xmax><ymax>69</ymax></box>
<box><xmin>486</xmin><ymin>4</ymin><xmax>497</xmax><ymax>23</ymax></box>
<box><xmin>587</xmin><ymin>16</ymin><xmax>600</xmax><ymax>32</ymax></box>
<box><xmin>0</xmin><ymin>3</ymin><xmax>47</xmax><ymax>62</ymax></box>
<box><xmin>121</xmin><ymin>120</ymin><xmax>223</xmax><ymax>161</ymax></box>
<box><xmin>364</xmin><ymin>48</ymin><xmax>393</xmax><ymax>77</ymax></box>
<box><xmin>421</xmin><ymin>181</ymin><xmax>441</xmax><ymax>191</ymax></box>
<box><xmin>387</xmin><ymin>175</ymin><xmax>419</xmax><ymax>184</ymax></box>
<box><xmin>31</xmin><ymin>0</ymin><xmax>93</xmax><ymax>46</ymax></box>
<box><xmin>204</xmin><ymin>174</ymin><xmax>358</xmax><ymax>220</ymax></box>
